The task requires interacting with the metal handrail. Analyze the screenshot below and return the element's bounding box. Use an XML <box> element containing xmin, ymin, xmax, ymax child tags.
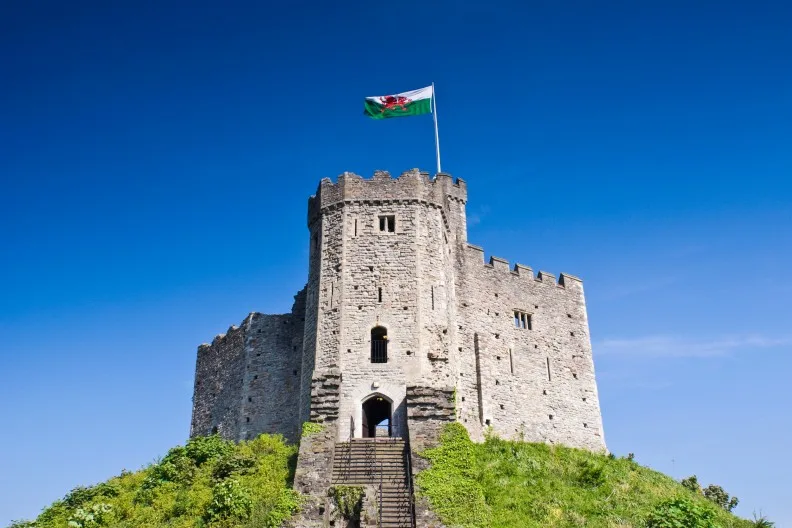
<box><xmin>379</xmin><ymin>448</ymin><xmax>384</xmax><ymax>528</ymax></box>
<box><xmin>404</xmin><ymin>438</ymin><xmax>416</xmax><ymax>527</ymax></box>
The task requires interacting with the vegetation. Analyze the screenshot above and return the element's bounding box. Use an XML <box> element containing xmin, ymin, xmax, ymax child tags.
<box><xmin>9</xmin><ymin>434</ymin><xmax>298</xmax><ymax>528</ymax></box>
<box><xmin>417</xmin><ymin>423</ymin><xmax>757</xmax><ymax>528</ymax></box>
<box><xmin>328</xmin><ymin>485</ymin><xmax>365</xmax><ymax>520</ymax></box>
<box><xmin>300</xmin><ymin>421</ymin><xmax>324</xmax><ymax>438</ymax></box>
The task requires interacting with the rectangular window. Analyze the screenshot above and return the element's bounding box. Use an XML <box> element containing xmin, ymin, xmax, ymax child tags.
<box><xmin>514</xmin><ymin>310</ymin><xmax>532</xmax><ymax>329</ymax></box>
<box><xmin>379</xmin><ymin>215</ymin><xmax>395</xmax><ymax>232</ymax></box>
<box><xmin>509</xmin><ymin>348</ymin><xmax>514</xmax><ymax>374</ymax></box>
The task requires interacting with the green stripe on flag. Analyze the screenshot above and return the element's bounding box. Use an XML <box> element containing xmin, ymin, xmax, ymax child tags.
<box><xmin>364</xmin><ymin>98</ymin><xmax>432</xmax><ymax>119</ymax></box>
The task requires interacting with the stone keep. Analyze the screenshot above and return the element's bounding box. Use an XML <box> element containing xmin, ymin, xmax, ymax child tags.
<box><xmin>190</xmin><ymin>169</ymin><xmax>606</xmax><ymax>452</ymax></box>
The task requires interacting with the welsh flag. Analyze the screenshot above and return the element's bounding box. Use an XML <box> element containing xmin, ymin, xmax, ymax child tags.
<box><xmin>364</xmin><ymin>85</ymin><xmax>433</xmax><ymax>119</ymax></box>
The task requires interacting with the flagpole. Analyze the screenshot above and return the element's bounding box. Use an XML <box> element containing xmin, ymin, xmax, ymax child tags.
<box><xmin>432</xmin><ymin>82</ymin><xmax>441</xmax><ymax>174</ymax></box>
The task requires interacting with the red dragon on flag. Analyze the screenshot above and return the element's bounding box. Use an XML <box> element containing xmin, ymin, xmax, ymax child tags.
<box><xmin>378</xmin><ymin>95</ymin><xmax>412</xmax><ymax>113</ymax></box>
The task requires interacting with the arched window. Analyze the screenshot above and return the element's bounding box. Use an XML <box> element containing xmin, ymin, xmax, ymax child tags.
<box><xmin>371</xmin><ymin>326</ymin><xmax>388</xmax><ymax>363</ymax></box>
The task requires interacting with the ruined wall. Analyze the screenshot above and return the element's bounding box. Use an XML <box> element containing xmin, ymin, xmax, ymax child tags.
<box><xmin>190</xmin><ymin>325</ymin><xmax>247</xmax><ymax>439</ymax></box>
<box><xmin>190</xmin><ymin>291</ymin><xmax>306</xmax><ymax>442</ymax></box>
<box><xmin>455</xmin><ymin>244</ymin><xmax>606</xmax><ymax>451</ymax></box>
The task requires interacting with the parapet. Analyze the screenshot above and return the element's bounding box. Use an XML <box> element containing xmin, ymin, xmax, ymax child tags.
<box><xmin>465</xmin><ymin>244</ymin><xmax>583</xmax><ymax>292</ymax></box>
<box><xmin>307</xmin><ymin>169</ymin><xmax>467</xmax><ymax>225</ymax></box>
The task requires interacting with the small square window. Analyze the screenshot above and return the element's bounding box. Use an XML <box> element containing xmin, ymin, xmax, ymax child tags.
<box><xmin>379</xmin><ymin>215</ymin><xmax>396</xmax><ymax>232</ymax></box>
<box><xmin>514</xmin><ymin>310</ymin><xmax>532</xmax><ymax>329</ymax></box>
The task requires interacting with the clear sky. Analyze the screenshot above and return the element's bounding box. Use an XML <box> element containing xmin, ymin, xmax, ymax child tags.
<box><xmin>1</xmin><ymin>0</ymin><xmax>791</xmax><ymax>525</ymax></box>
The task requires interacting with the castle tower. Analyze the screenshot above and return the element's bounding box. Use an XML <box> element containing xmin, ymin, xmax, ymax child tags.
<box><xmin>190</xmin><ymin>169</ymin><xmax>606</xmax><ymax>525</ymax></box>
<box><xmin>299</xmin><ymin>169</ymin><xmax>468</xmax><ymax>442</ymax></box>
<box><xmin>190</xmin><ymin>167</ymin><xmax>605</xmax><ymax>448</ymax></box>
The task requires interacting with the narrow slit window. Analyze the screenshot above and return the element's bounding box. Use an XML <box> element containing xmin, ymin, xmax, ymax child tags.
<box><xmin>509</xmin><ymin>349</ymin><xmax>514</xmax><ymax>374</ymax></box>
<box><xmin>354</xmin><ymin>218</ymin><xmax>358</xmax><ymax>236</ymax></box>
<box><xmin>514</xmin><ymin>310</ymin><xmax>532</xmax><ymax>329</ymax></box>
<box><xmin>431</xmin><ymin>286</ymin><xmax>435</xmax><ymax>310</ymax></box>
<box><xmin>378</xmin><ymin>287</ymin><xmax>383</xmax><ymax>303</ymax></box>
<box><xmin>546</xmin><ymin>357</ymin><xmax>552</xmax><ymax>381</ymax></box>
<box><xmin>378</xmin><ymin>215</ymin><xmax>396</xmax><ymax>232</ymax></box>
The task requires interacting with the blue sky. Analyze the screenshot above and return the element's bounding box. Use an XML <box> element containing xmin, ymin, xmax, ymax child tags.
<box><xmin>1</xmin><ymin>0</ymin><xmax>791</xmax><ymax>524</ymax></box>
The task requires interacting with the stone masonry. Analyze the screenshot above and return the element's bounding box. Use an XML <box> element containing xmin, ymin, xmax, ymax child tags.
<box><xmin>190</xmin><ymin>169</ymin><xmax>607</xmax><ymax>525</ymax></box>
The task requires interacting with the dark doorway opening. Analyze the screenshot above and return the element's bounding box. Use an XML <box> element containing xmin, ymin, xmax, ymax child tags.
<box><xmin>371</xmin><ymin>326</ymin><xmax>388</xmax><ymax>363</ymax></box>
<box><xmin>361</xmin><ymin>396</ymin><xmax>392</xmax><ymax>438</ymax></box>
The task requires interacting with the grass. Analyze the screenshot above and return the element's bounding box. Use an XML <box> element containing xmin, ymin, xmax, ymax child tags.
<box><xmin>417</xmin><ymin>423</ymin><xmax>754</xmax><ymax>528</ymax></box>
<box><xmin>8</xmin><ymin>434</ymin><xmax>298</xmax><ymax>528</ymax></box>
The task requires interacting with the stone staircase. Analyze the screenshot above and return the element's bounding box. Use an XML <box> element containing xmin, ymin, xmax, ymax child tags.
<box><xmin>332</xmin><ymin>438</ymin><xmax>414</xmax><ymax>527</ymax></box>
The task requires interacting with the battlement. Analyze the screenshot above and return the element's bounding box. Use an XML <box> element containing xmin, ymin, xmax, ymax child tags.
<box><xmin>465</xmin><ymin>244</ymin><xmax>583</xmax><ymax>291</ymax></box>
<box><xmin>307</xmin><ymin>169</ymin><xmax>467</xmax><ymax>225</ymax></box>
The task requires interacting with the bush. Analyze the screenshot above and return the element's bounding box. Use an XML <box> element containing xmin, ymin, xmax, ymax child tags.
<box><xmin>682</xmin><ymin>475</ymin><xmax>702</xmax><ymax>494</ymax></box>
<box><xmin>67</xmin><ymin>503</ymin><xmax>113</xmax><ymax>528</ymax></box>
<box><xmin>329</xmin><ymin>485</ymin><xmax>364</xmax><ymax>520</ymax></box>
<box><xmin>301</xmin><ymin>422</ymin><xmax>323</xmax><ymax>438</ymax></box>
<box><xmin>205</xmin><ymin>479</ymin><xmax>253</xmax><ymax>522</ymax></box>
<box><xmin>752</xmin><ymin>512</ymin><xmax>775</xmax><ymax>527</ymax></box>
<box><xmin>646</xmin><ymin>497</ymin><xmax>718</xmax><ymax>528</ymax></box>
<box><xmin>184</xmin><ymin>435</ymin><xmax>233</xmax><ymax>466</ymax></box>
<box><xmin>703</xmin><ymin>484</ymin><xmax>739</xmax><ymax>512</ymax></box>
<box><xmin>578</xmin><ymin>460</ymin><xmax>606</xmax><ymax>488</ymax></box>
<box><xmin>212</xmin><ymin>453</ymin><xmax>257</xmax><ymax>481</ymax></box>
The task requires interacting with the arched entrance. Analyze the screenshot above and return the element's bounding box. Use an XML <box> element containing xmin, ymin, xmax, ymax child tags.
<box><xmin>361</xmin><ymin>395</ymin><xmax>392</xmax><ymax>438</ymax></box>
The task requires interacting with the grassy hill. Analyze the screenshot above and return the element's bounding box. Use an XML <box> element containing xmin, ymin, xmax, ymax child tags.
<box><xmin>9</xmin><ymin>425</ymin><xmax>769</xmax><ymax>528</ymax></box>
<box><xmin>417</xmin><ymin>423</ymin><xmax>762</xmax><ymax>528</ymax></box>
<box><xmin>8</xmin><ymin>434</ymin><xmax>298</xmax><ymax>528</ymax></box>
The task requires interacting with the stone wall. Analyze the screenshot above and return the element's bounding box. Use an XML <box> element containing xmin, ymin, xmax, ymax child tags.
<box><xmin>455</xmin><ymin>244</ymin><xmax>606</xmax><ymax>450</ymax></box>
<box><xmin>190</xmin><ymin>325</ymin><xmax>246</xmax><ymax>439</ymax></box>
<box><xmin>190</xmin><ymin>291</ymin><xmax>307</xmax><ymax>443</ymax></box>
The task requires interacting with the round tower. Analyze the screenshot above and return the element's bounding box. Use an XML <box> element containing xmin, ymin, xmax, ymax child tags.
<box><xmin>300</xmin><ymin>169</ymin><xmax>468</xmax><ymax>441</ymax></box>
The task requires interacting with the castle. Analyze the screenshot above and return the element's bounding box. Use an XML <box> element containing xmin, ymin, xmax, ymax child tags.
<box><xmin>190</xmin><ymin>169</ymin><xmax>606</xmax><ymax>525</ymax></box>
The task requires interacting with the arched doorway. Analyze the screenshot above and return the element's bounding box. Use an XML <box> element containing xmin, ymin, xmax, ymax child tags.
<box><xmin>361</xmin><ymin>395</ymin><xmax>392</xmax><ymax>438</ymax></box>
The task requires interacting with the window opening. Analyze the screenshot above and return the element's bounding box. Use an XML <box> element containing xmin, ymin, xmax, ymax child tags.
<box><xmin>379</xmin><ymin>215</ymin><xmax>395</xmax><ymax>232</ymax></box>
<box><xmin>546</xmin><ymin>357</ymin><xmax>552</xmax><ymax>381</ymax></box>
<box><xmin>354</xmin><ymin>218</ymin><xmax>358</xmax><ymax>236</ymax></box>
<box><xmin>371</xmin><ymin>326</ymin><xmax>388</xmax><ymax>363</ymax></box>
<box><xmin>514</xmin><ymin>310</ymin><xmax>532</xmax><ymax>329</ymax></box>
<box><xmin>431</xmin><ymin>286</ymin><xmax>435</xmax><ymax>310</ymax></box>
<box><xmin>509</xmin><ymin>349</ymin><xmax>514</xmax><ymax>374</ymax></box>
<box><xmin>378</xmin><ymin>287</ymin><xmax>382</xmax><ymax>303</ymax></box>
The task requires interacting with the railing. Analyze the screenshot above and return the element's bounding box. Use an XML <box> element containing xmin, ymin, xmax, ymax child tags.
<box><xmin>404</xmin><ymin>439</ymin><xmax>416</xmax><ymax>527</ymax></box>
<box><xmin>379</xmin><ymin>446</ymin><xmax>384</xmax><ymax>528</ymax></box>
<box><xmin>371</xmin><ymin>339</ymin><xmax>388</xmax><ymax>363</ymax></box>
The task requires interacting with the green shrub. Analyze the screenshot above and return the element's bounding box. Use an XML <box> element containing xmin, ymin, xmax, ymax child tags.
<box><xmin>184</xmin><ymin>435</ymin><xmax>233</xmax><ymax>466</ymax></box>
<box><xmin>212</xmin><ymin>453</ymin><xmax>257</xmax><ymax>481</ymax></box>
<box><xmin>301</xmin><ymin>422</ymin><xmax>323</xmax><ymax>438</ymax></box>
<box><xmin>63</xmin><ymin>483</ymin><xmax>119</xmax><ymax>509</ymax></box>
<box><xmin>578</xmin><ymin>460</ymin><xmax>606</xmax><ymax>488</ymax></box>
<box><xmin>682</xmin><ymin>475</ymin><xmax>702</xmax><ymax>494</ymax></box>
<box><xmin>205</xmin><ymin>479</ymin><xmax>253</xmax><ymax>522</ymax></box>
<box><xmin>67</xmin><ymin>503</ymin><xmax>113</xmax><ymax>528</ymax></box>
<box><xmin>329</xmin><ymin>485</ymin><xmax>364</xmax><ymax>520</ymax></box>
<box><xmin>752</xmin><ymin>513</ymin><xmax>775</xmax><ymax>527</ymax></box>
<box><xmin>703</xmin><ymin>484</ymin><xmax>739</xmax><ymax>512</ymax></box>
<box><xmin>646</xmin><ymin>497</ymin><xmax>718</xmax><ymax>528</ymax></box>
